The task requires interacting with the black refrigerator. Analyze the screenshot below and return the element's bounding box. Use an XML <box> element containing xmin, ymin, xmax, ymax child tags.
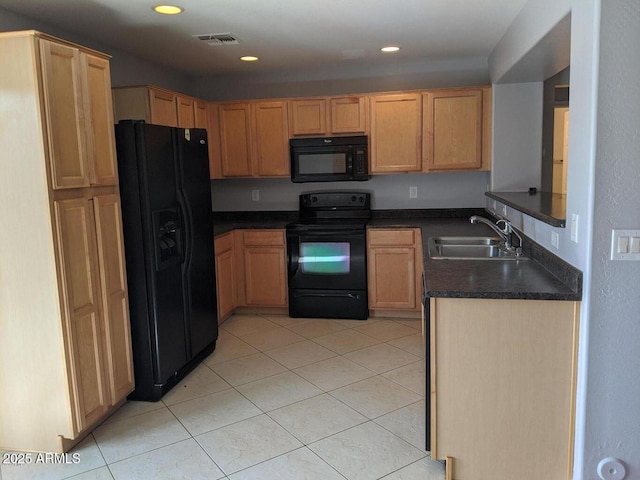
<box><xmin>115</xmin><ymin>120</ymin><xmax>218</xmax><ymax>401</ymax></box>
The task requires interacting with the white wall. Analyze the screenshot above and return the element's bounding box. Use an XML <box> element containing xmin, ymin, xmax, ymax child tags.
<box><xmin>490</xmin><ymin>0</ymin><xmax>640</xmax><ymax>478</ymax></box>
<box><xmin>0</xmin><ymin>6</ymin><xmax>193</xmax><ymax>94</ymax></box>
<box><xmin>583</xmin><ymin>0</ymin><xmax>640</xmax><ymax>477</ymax></box>
<box><xmin>212</xmin><ymin>172</ymin><xmax>489</xmax><ymax>212</ymax></box>
<box><xmin>491</xmin><ymin>82</ymin><xmax>543</xmax><ymax>191</ymax></box>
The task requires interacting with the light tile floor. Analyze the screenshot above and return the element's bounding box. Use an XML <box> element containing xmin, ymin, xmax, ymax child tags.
<box><xmin>1</xmin><ymin>314</ymin><xmax>445</xmax><ymax>480</ymax></box>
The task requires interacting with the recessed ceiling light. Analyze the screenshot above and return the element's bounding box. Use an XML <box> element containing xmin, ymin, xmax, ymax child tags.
<box><xmin>153</xmin><ymin>5</ymin><xmax>183</xmax><ymax>15</ymax></box>
<box><xmin>240</xmin><ymin>56</ymin><xmax>259</xmax><ymax>62</ymax></box>
<box><xmin>381</xmin><ymin>46</ymin><xmax>400</xmax><ymax>53</ymax></box>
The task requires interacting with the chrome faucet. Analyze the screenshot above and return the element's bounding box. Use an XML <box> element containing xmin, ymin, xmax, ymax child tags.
<box><xmin>469</xmin><ymin>215</ymin><xmax>523</xmax><ymax>255</ymax></box>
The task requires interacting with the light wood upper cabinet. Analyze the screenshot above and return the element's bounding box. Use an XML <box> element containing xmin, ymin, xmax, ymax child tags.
<box><xmin>423</xmin><ymin>88</ymin><xmax>489</xmax><ymax>171</ymax></box>
<box><xmin>367</xmin><ymin>229</ymin><xmax>422</xmax><ymax>313</ymax></box>
<box><xmin>40</xmin><ymin>40</ymin><xmax>119</xmax><ymax>189</ymax></box>
<box><xmin>39</xmin><ymin>39</ymin><xmax>89</xmax><ymax>189</ymax></box>
<box><xmin>212</xmin><ymin>101</ymin><xmax>290</xmax><ymax>178</ymax></box>
<box><xmin>289</xmin><ymin>98</ymin><xmax>327</xmax><ymax>136</ymax></box>
<box><xmin>176</xmin><ymin>94</ymin><xmax>195</xmax><ymax>128</ymax></box>
<box><xmin>369</xmin><ymin>93</ymin><xmax>422</xmax><ymax>173</ymax></box>
<box><xmin>218</xmin><ymin>103</ymin><xmax>253</xmax><ymax>177</ymax></box>
<box><xmin>330</xmin><ymin>96</ymin><xmax>367</xmax><ymax>134</ymax></box>
<box><xmin>253</xmin><ymin>101</ymin><xmax>290</xmax><ymax>176</ymax></box>
<box><xmin>82</xmin><ymin>53</ymin><xmax>118</xmax><ymax>186</ymax></box>
<box><xmin>112</xmin><ymin>86</ymin><xmax>209</xmax><ymax>131</ymax></box>
<box><xmin>289</xmin><ymin>96</ymin><xmax>367</xmax><ymax>136</ymax></box>
<box><xmin>194</xmin><ymin>100</ymin><xmax>208</xmax><ymax>129</ymax></box>
<box><xmin>148</xmin><ymin>87</ymin><xmax>178</xmax><ymax>127</ymax></box>
<box><xmin>430</xmin><ymin>298</ymin><xmax>579</xmax><ymax>480</ymax></box>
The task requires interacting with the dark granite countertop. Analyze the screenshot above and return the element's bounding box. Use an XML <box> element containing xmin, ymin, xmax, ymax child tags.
<box><xmin>485</xmin><ymin>191</ymin><xmax>566</xmax><ymax>227</ymax></box>
<box><xmin>369</xmin><ymin>215</ymin><xmax>581</xmax><ymax>301</ymax></box>
<box><xmin>213</xmin><ymin>209</ymin><xmax>582</xmax><ymax>302</ymax></box>
<box><xmin>213</xmin><ymin>211</ymin><xmax>297</xmax><ymax>236</ymax></box>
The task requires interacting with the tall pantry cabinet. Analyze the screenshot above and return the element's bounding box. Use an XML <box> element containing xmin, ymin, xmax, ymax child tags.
<box><xmin>0</xmin><ymin>31</ymin><xmax>134</xmax><ymax>453</ymax></box>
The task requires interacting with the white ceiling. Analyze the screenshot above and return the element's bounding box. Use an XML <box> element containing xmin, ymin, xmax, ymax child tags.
<box><xmin>0</xmin><ymin>0</ymin><xmax>529</xmax><ymax>77</ymax></box>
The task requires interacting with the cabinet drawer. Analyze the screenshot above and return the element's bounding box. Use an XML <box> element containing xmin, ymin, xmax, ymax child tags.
<box><xmin>214</xmin><ymin>232</ymin><xmax>234</xmax><ymax>253</ymax></box>
<box><xmin>243</xmin><ymin>230</ymin><xmax>285</xmax><ymax>246</ymax></box>
<box><xmin>368</xmin><ymin>229</ymin><xmax>416</xmax><ymax>246</ymax></box>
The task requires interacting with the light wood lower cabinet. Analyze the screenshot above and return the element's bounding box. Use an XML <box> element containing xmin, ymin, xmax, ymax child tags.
<box><xmin>240</xmin><ymin>230</ymin><xmax>288</xmax><ymax>307</ymax></box>
<box><xmin>214</xmin><ymin>229</ymin><xmax>288</xmax><ymax>319</ymax></box>
<box><xmin>214</xmin><ymin>232</ymin><xmax>237</xmax><ymax>323</ymax></box>
<box><xmin>429</xmin><ymin>297</ymin><xmax>579</xmax><ymax>480</ymax></box>
<box><xmin>367</xmin><ymin>229</ymin><xmax>423</xmax><ymax>315</ymax></box>
<box><xmin>0</xmin><ymin>31</ymin><xmax>133</xmax><ymax>453</ymax></box>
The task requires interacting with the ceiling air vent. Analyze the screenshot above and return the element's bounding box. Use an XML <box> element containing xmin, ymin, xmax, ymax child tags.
<box><xmin>193</xmin><ymin>33</ymin><xmax>240</xmax><ymax>46</ymax></box>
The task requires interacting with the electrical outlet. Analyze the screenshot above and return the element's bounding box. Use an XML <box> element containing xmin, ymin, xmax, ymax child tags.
<box><xmin>251</xmin><ymin>189</ymin><xmax>259</xmax><ymax>201</ymax></box>
<box><xmin>409</xmin><ymin>186</ymin><xmax>418</xmax><ymax>199</ymax></box>
<box><xmin>551</xmin><ymin>231</ymin><xmax>560</xmax><ymax>249</ymax></box>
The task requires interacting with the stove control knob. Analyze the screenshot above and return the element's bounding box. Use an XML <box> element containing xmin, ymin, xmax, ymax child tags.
<box><xmin>311</xmin><ymin>196</ymin><xmax>317</xmax><ymax>203</ymax></box>
<box><xmin>351</xmin><ymin>195</ymin><xmax>357</xmax><ymax>203</ymax></box>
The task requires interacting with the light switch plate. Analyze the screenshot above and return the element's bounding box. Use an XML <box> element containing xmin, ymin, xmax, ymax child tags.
<box><xmin>409</xmin><ymin>186</ymin><xmax>418</xmax><ymax>199</ymax></box>
<box><xmin>611</xmin><ymin>229</ymin><xmax>640</xmax><ymax>260</ymax></box>
<box><xmin>571</xmin><ymin>214</ymin><xmax>579</xmax><ymax>243</ymax></box>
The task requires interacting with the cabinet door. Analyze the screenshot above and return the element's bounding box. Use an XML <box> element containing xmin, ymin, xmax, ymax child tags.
<box><xmin>219</xmin><ymin>103</ymin><xmax>253</xmax><ymax>176</ymax></box>
<box><xmin>81</xmin><ymin>53</ymin><xmax>118</xmax><ymax>186</ymax></box>
<box><xmin>431</xmin><ymin>298</ymin><xmax>579</xmax><ymax>480</ymax></box>
<box><xmin>290</xmin><ymin>99</ymin><xmax>327</xmax><ymax>136</ymax></box>
<box><xmin>253</xmin><ymin>101</ymin><xmax>289</xmax><ymax>176</ymax></box>
<box><xmin>39</xmin><ymin>39</ymin><xmax>90</xmax><ymax>189</ymax></box>
<box><xmin>148</xmin><ymin>88</ymin><xmax>178</xmax><ymax>127</ymax></box>
<box><xmin>215</xmin><ymin>249</ymin><xmax>236</xmax><ymax>321</ymax></box>
<box><xmin>243</xmin><ymin>246</ymin><xmax>287</xmax><ymax>306</ymax></box>
<box><xmin>194</xmin><ymin>100</ymin><xmax>208</xmax><ymax>129</ymax></box>
<box><xmin>423</xmin><ymin>89</ymin><xmax>483</xmax><ymax>171</ymax></box>
<box><xmin>367</xmin><ymin>230</ymin><xmax>418</xmax><ymax>310</ymax></box>
<box><xmin>369</xmin><ymin>94</ymin><xmax>422</xmax><ymax>173</ymax></box>
<box><xmin>176</xmin><ymin>95</ymin><xmax>195</xmax><ymax>128</ymax></box>
<box><xmin>330</xmin><ymin>96</ymin><xmax>366</xmax><ymax>134</ymax></box>
<box><xmin>93</xmin><ymin>194</ymin><xmax>134</xmax><ymax>404</ymax></box>
<box><xmin>54</xmin><ymin>198</ymin><xmax>109</xmax><ymax>433</ymax></box>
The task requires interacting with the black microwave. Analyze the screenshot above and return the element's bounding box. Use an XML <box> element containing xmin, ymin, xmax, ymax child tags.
<box><xmin>290</xmin><ymin>136</ymin><xmax>369</xmax><ymax>183</ymax></box>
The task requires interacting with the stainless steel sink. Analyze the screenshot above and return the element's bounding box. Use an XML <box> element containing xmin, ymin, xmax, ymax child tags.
<box><xmin>428</xmin><ymin>236</ymin><xmax>527</xmax><ymax>260</ymax></box>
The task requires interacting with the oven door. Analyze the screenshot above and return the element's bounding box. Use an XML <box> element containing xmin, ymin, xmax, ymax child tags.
<box><xmin>287</xmin><ymin>227</ymin><xmax>366</xmax><ymax>291</ymax></box>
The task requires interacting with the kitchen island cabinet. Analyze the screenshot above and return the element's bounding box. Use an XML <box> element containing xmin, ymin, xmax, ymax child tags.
<box><xmin>0</xmin><ymin>31</ymin><xmax>133</xmax><ymax>453</ymax></box>
<box><xmin>429</xmin><ymin>297</ymin><xmax>579</xmax><ymax>480</ymax></box>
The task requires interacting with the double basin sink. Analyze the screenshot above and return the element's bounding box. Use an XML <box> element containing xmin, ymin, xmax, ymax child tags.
<box><xmin>428</xmin><ymin>236</ymin><xmax>527</xmax><ymax>260</ymax></box>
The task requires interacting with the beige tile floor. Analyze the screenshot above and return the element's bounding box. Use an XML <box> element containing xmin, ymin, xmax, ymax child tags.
<box><xmin>1</xmin><ymin>314</ymin><xmax>445</xmax><ymax>480</ymax></box>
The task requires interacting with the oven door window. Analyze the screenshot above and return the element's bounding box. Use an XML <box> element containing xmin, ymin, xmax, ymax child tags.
<box><xmin>300</xmin><ymin>242</ymin><xmax>350</xmax><ymax>274</ymax></box>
